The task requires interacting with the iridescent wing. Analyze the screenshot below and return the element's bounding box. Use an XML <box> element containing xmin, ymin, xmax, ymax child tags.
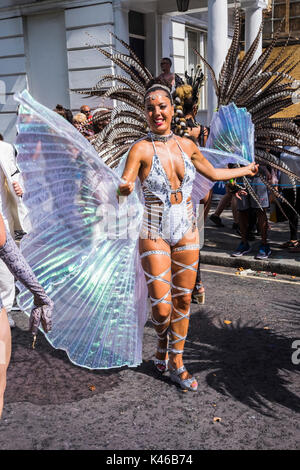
<box><xmin>192</xmin><ymin>103</ymin><xmax>255</xmax><ymax>202</ymax></box>
<box><xmin>14</xmin><ymin>90</ymin><xmax>147</xmax><ymax>370</ymax></box>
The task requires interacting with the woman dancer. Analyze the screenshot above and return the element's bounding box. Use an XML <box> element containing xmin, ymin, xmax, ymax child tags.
<box><xmin>174</xmin><ymin>83</ymin><xmax>211</xmax><ymax>304</ymax></box>
<box><xmin>0</xmin><ymin>213</ymin><xmax>10</xmax><ymax>418</ymax></box>
<box><xmin>0</xmin><ymin>212</ymin><xmax>53</xmax><ymax>417</ymax></box>
<box><xmin>118</xmin><ymin>81</ymin><xmax>258</xmax><ymax>391</ymax></box>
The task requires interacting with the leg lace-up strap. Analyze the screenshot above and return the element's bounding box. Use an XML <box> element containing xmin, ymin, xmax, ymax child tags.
<box><xmin>144</xmin><ymin>267</ymin><xmax>171</xmax><ymax>287</ymax></box>
<box><xmin>172</xmin><ymin>244</ymin><xmax>200</xmax><ymax>253</ymax></box>
<box><xmin>171</xmin><ymin>305</ymin><xmax>190</xmax><ymax>323</ymax></box>
<box><xmin>169</xmin><ymin>250</ymin><xmax>198</xmax><ymax>355</ymax></box>
<box><xmin>141</xmin><ymin>249</ymin><xmax>171</xmax><ymax>336</ymax></box>
<box><xmin>140</xmin><ymin>250</ymin><xmax>170</xmax><ymax>258</ymax></box>
<box><xmin>169</xmin><ymin>305</ymin><xmax>190</xmax><ymax>354</ymax></box>
<box><xmin>172</xmin><ymin>259</ymin><xmax>198</xmax><ymax>277</ymax></box>
<box><xmin>171</xmin><ymin>259</ymin><xmax>198</xmax><ymax>297</ymax></box>
<box><xmin>141</xmin><ymin>249</ymin><xmax>172</xmax><ymax>307</ymax></box>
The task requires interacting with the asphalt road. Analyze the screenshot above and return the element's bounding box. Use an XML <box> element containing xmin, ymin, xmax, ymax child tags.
<box><xmin>1</xmin><ymin>264</ymin><xmax>299</xmax><ymax>451</ymax></box>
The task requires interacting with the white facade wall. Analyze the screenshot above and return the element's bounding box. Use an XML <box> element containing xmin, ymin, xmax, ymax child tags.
<box><xmin>0</xmin><ymin>0</ymin><xmax>236</xmax><ymax>139</ymax></box>
<box><xmin>171</xmin><ymin>21</ymin><xmax>185</xmax><ymax>78</ymax></box>
<box><xmin>0</xmin><ymin>0</ymin><xmax>115</xmax><ymax>140</ymax></box>
<box><xmin>24</xmin><ymin>11</ymin><xmax>70</xmax><ymax>110</ymax></box>
<box><xmin>0</xmin><ymin>15</ymin><xmax>26</xmax><ymax>141</ymax></box>
<box><xmin>65</xmin><ymin>1</ymin><xmax>114</xmax><ymax>111</ymax></box>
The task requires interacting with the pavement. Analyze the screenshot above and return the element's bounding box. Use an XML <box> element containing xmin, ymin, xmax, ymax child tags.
<box><xmin>2</xmin><ymin>265</ymin><xmax>299</xmax><ymax>451</ymax></box>
<box><xmin>0</xmin><ymin>199</ymin><xmax>299</xmax><ymax>451</ymax></box>
<box><xmin>201</xmin><ymin>199</ymin><xmax>300</xmax><ymax>277</ymax></box>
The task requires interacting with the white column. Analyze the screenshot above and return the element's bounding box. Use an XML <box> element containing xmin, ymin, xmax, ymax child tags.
<box><xmin>113</xmin><ymin>1</ymin><xmax>129</xmax><ymax>49</ymax></box>
<box><xmin>113</xmin><ymin>1</ymin><xmax>129</xmax><ymax>75</ymax></box>
<box><xmin>207</xmin><ymin>0</ymin><xmax>228</xmax><ymax>123</ymax></box>
<box><xmin>241</xmin><ymin>1</ymin><xmax>268</xmax><ymax>61</ymax></box>
<box><xmin>145</xmin><ymin>12</ymin><xmax>159</xmax><ymax>76</ymax></box>
<box><xmin>158</xmin><ymin>15</ymin><xmax>173</xmax><ymax>61</ymax></box>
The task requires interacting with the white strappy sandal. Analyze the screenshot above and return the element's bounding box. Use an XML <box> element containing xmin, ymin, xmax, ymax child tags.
<box><xmin>169</xmin><ymin>364</ymin><xmax>198</xmax><ymax>391</ymax></box>
<box><xmin>154</xmin><ymin>347</ymin><xmax>169</xmax><ymax>373</ymax></box>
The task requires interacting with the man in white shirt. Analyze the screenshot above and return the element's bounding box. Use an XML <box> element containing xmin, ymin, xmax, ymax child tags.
<box><xmin>0</xmin><ymin>135</ymin><xmax>29</xmax><ymax>327</ymax></box>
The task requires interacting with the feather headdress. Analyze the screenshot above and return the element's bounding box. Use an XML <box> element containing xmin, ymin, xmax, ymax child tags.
<box><xmin>173</xmin><ymin>66</ymin><xmax>205</xmax><ymax>138</ymax></box>
<box><xmin>74</xmin><ymin>33</ymin><xmax>153</xmax><ymax>168</ymax></box>
<box><xmin>194</xmin><ymin>7</ymin><xmax>300</xmax><ymax>210</ymax></box>
<box><xmin>75</xmin><ymin>10</ymin><xmax>300</xmax><ymax>215</ymax></box>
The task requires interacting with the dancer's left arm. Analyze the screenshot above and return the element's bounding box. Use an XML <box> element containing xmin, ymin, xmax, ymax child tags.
<box><xmin>187</xmin><ymin>139</ymin><xmax>259</xmax><ymax>180</ymax></box>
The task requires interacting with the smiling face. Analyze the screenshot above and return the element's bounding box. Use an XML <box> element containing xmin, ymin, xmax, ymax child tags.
<box><xmin>145</xmin><ymin>92</ymin><xmax>174</xmax><ymax>135</ymax></box>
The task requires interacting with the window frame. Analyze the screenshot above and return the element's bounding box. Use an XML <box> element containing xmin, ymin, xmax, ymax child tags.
<box><xmin>185</xmin><ymin>26</ymin><xmax>208</xmax><ymax>111</ymax></box>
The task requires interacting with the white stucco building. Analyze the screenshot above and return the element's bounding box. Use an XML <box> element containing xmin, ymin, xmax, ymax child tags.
<box><xmin>0</xmin><ymin>0</ymin><xmax>268</xmax><ymax>141</ymax></box>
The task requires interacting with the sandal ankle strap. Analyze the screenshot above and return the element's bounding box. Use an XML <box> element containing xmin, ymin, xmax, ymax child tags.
<box><xmin>170</xmin><ymin>365</ymin><xmax>186</xmax><ymax>375</ymax></box>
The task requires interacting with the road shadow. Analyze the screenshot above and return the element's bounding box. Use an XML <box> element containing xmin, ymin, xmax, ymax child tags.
<box><xmin>5</xmin><ymin>302</ymin><xmax>300</xmax><ymax>415</ymax></box>
<box><xmin>5</xmin><ymin>326</ymin><xmax>122</xmax><ymax>406</ymax></box>
<box><xmin>137</xmin><ymin>305</ymin><xmax>300</xmax><ymax>417</ymax></box>
<box><xmin>186</xmin><ymin>303</ymin><xmax>300</xmax><ymax>417</ymax></box>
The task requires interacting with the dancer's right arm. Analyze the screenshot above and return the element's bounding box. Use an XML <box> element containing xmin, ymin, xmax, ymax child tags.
<box><xmin>118</xmin><ymin>141</ymin><xmax>147</xmax><ymax>196</ymax></box>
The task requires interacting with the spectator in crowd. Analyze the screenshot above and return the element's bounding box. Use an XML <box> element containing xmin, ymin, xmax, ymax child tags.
<box><xmin>64</xmin><ymin>108</ymin><xmax>73</xmax><ymax>124</ymax></box>
<box><xmin>53</xmin><ymin>105</ymin><xmax>73</xmax><ymax>124</ymax></box>
<box><xmin>92</xmin><ymin>108</ymin><xmax>111</xmax><ymax>134</ymax></box>
<box><xmin>73</xmin><ymin>112</ymin><xmax>87</xmax><ymax>128</ymax></box>
<box><xmin>158</xmin><ymin>57</ymin><xmax>183</xmax><ymax>93</ymax></box>
<box><xmin>231</xmin><ymin>167</ymin><xmax>271</xmax><ymax>259</ymax></box>
<box><xmin>176</xmin><ymin>83</ymin><xmax>211</xmax><ymax>220</ymax></box>
<box><xmin>73</xmin><ymin>113</ymin><xmax>94</xmax><ymax>138</ymax></box>
<box><xmin>279</xmin><ymin>115</ymin><xmax>300</xmax><ymax>252</ymax></box>
<box><xmin>0</xmin><ymin>137</ymin><xmax>29</xmax><ymax>327</ymax></box>
<box><xmin>80</xmin><ymin>105</ymin><xmax>93</xmax><ymax>121</ymax></box>
<box><xmin>53</xmin><ymin>104</ymin><xmax>67</xmax><ymax>119</ymax></box>
<box><xmin>176</xmin><ymin>82</ymin><xmax>210</xmax><ymax>304</ymax></box>
<box><xmin>209</xmin><ymin>182</ymin><xmax>240</xmax><ymax>231</ymax></box>
<box><xmin>80</xmin><ymin>105</ymin><xmax>95</xmax><ymax>137</ymax></box>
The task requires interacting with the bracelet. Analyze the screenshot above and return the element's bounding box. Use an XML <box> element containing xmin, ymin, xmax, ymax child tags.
<box><xmin>117</xmin><ymin>188</ymin><xmax>121</xmax><ymax>196</ymax></box>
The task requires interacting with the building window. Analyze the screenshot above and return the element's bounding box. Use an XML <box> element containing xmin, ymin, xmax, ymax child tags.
<box><xmin>263</xmin><ymin>0</ymin><xmax>300</xmax><ymax>45</ymax></box>
<box><xmin>185</xmin><ymin>28</ymin><xmax>207</xmax><ymax>110</ymax></box>
<box><xmin>128</xmin><ymin>10</ymin><xmax>145</xmax><ymax>65</ymax></box>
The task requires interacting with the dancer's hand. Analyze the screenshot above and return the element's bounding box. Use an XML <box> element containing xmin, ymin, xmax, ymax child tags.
<box><xmin>117</xmin><ymin>178</ymin><xmax>135</xmax><ymax>196</ymax></box>
<box><xmin>246</xmin><ymin>163</ymin><xmax>259</xmax><ymax>177</ymax></box>
<box><xmin>12</xmin><ymin>181</ymin><xmax>23</xmax><ymax>197</ymax></box>
<box><xmin>235</xmin><ymin>189</ymin><xmax>248</xmax><ymax>200</ymax></box>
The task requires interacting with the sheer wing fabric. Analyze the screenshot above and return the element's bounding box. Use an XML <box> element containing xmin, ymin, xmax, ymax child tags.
<box><xmin>191</xmin><ymin>103</ymin><xmax>255</xmax><ymax>203</ymax></box>
<box><xmin>14</xmin><ymin>90</ymin><xmax>147</xmax><ymax>370</ymax></box>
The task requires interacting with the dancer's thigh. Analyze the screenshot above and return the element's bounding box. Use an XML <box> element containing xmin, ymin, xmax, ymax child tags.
<box><xmin>139</xmin><ymin>238</ymin><xmax>171</xmax><ymax>301</ymax></box>
<box><xmin>0</xmin><ymin>307</ymin><xmax>11</xmax><ymax>416</ymax></box>
<box><xmin>171</xmin><ymin>228</ymin><xmax>199</xmax><ymax>292</ymax></box>
<box><xmin>0</xmin><ymin>308</ymin><xmax>11</xmax><ymax>368</ymax></box>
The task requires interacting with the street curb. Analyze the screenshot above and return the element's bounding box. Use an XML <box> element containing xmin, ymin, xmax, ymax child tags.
<box><xmin>200</xmin><ymin>250</ymin><xmax>300</xmax><ymax>276</ymax></box>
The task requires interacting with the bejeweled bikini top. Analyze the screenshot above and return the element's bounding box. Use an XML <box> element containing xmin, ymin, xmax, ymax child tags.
<box><xmin>140</xmin><ymin>135</ymin><xmax>196</xmax><ymax>245</ymax></box>
<box><xmin>141</xmin><ymin>135</ymin><xmax>196</xmax><ymax>207</ymax></box>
